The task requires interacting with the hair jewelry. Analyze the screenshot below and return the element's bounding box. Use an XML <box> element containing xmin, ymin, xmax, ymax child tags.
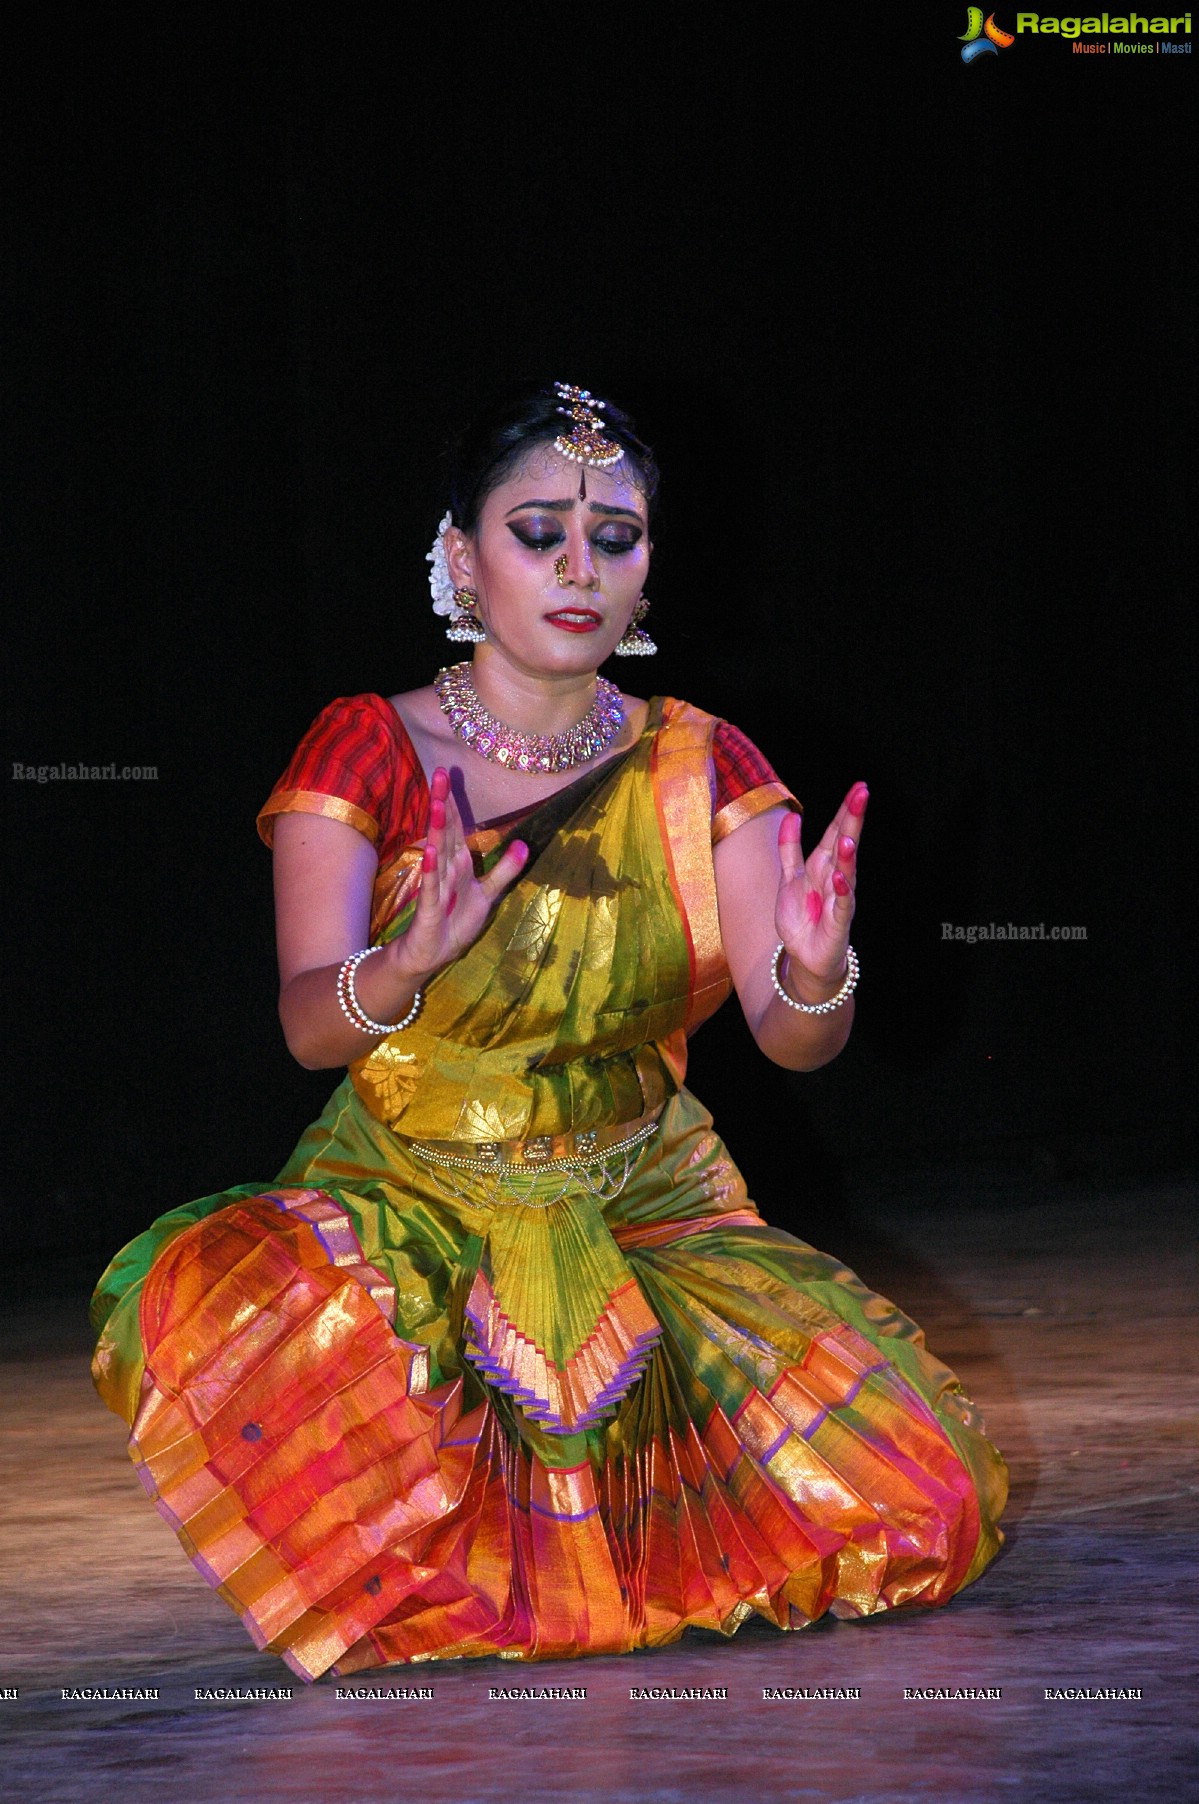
<box><xmin>427</xmin><ymin>511</ymin><xmax>456</xmax><ymax>618</ymax></box>
<box><xmin>552</xmin><ymin>382</ymin><xmax>624</xmax><ymax>470</ymax></box>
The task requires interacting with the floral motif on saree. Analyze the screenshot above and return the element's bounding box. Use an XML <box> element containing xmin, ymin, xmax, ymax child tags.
<box><xmin>340</xmin><ymin>699</ymin><xmax>734</xmax><ymax>1437</ymax></box>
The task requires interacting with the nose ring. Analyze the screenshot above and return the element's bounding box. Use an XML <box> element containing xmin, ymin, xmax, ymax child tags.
<box><xmin>554</xmin><ymin>554</ymin><xmax>569</xmax><ymax>586</ymax></box>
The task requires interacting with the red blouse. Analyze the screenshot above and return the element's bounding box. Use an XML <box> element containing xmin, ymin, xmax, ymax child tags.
<box><xmin>257</xmin><ymin>694</ymin><xmax>795</xmax><ymax>862</ymax></box>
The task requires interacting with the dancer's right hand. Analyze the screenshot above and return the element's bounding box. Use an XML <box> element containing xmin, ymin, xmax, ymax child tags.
<box><xmin>391</xmin><ymin>767</ymin><xmax>529</xmax><ymax>982</ymax></box>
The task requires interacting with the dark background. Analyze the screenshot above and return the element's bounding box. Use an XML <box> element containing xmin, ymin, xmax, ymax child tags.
<box><xmin>4</xmin><ymin>12</ymin><xmax>1193</xmax><ymax>1268</ymax></box>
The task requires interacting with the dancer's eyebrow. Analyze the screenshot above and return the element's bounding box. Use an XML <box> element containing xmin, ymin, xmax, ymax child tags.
<box><xmin>587</xmin><ymin>502</ymin><xmax>643</xmax><ymax>520</ymax></box>
<box><xmin>505</xmin><ymin>499</ymin><xmax>643</xmax><ymax>521</ymax></box>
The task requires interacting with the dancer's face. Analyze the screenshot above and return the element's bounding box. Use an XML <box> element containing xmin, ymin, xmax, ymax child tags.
<box><xmin>446</xmin><ymin>444</ymin><xmax>650</xmax><ymax>679</ymax></box>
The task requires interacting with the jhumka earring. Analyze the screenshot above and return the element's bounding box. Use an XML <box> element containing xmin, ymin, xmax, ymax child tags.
<box><xmin>445</xmin><ymin>587</ymin><xmax>486</xmax><ymax>644</ymax></box>
<box><xmin>614</xmin><ymin>595</ymin><xmax>657</xmax><ymax>657</ymax></box>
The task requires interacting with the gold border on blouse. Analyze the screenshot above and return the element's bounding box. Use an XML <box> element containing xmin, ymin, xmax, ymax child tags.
<box><xmin>711</xmin><ymin>780</ymin><xmax>800</xmax><ymax>846</ymax></box>
<box><xmin>257</xmin><ymin>789</ymin><xmax>381</xmax><ymax>848</ymax></box>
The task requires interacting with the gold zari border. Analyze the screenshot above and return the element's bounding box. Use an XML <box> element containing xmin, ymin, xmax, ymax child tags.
<box><xmin>257</xmin><ymin>789</ymin><xmax>381</xmax><ymax>848</ymax></box>
<box><xmin>712</xmin><ymin>781</ymin><xmax>800</xmax><ymax>846</ymax></box>
<box><xmin>653</xmin><ymin>701</ymin><xmax>727</xmax><ymax>1033</ymax></box>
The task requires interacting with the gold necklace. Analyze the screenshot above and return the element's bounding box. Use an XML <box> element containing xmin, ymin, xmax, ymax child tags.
<box><xmin>433</xmin><ymin>663</ymin><xmax>624</xmax><ymax>774</ymax></box>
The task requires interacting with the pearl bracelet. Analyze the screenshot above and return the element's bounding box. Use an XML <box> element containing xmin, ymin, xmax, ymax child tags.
<box><xmin>336</xmin><ymin>946</ymin><xmax>424</xmax><ymax>1036</ymax></box>
<box><xmin>770</xmin><ymin>943</ymin><xmax>859</xmax><ymax>1015</ymax></box>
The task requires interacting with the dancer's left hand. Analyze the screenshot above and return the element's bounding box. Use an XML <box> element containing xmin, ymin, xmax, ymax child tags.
<box><xmin>774</xmin><ymin>782</ymin><xmax>868</xmax><ymax>996</ymax></box>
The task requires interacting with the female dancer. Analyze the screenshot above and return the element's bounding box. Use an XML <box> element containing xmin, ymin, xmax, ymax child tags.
<box><xmin>92</xmin><ymin>382</ymin><xmax>1006</xmax><ymax>1681</ymax></box>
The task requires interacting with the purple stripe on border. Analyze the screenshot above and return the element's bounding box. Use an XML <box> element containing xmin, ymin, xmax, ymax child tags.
<box><xmin>463</xmin><ymin>1293</ymin><xmax>660</xmax><ymax>1435</ymax></box>
<box><xmin>527</xmin><ymin>1496</ymin><xmax>600</xmax><ymax>1524</ymax></box>
<box><xmin>262</xmin><ymin>1189</ymin><xmax>397</xmax><ymax>1324</ymax></box>
<box><xmin>800</xmin><ymin>1406</ymin><xmax>830</xmax><ymax>1443</ymax></box>
<box><xmin>798</xmin><ymin>1363</ymin><xmax>887</xmax><ymax>1441</ymax></box>
<box><xmin>466</xmin><ymin>1339</ymin><xmax>658</xmax><ymax>1434</ymax></box>
<box><xmin>759</xmin><ymin>1424</ymin><xmax>792</xmax><ymax>1465</ymax></box>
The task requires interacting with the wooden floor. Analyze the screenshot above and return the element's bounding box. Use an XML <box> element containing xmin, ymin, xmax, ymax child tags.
<box><xmin>2</xmin><ymin>1164</ymin><xmax>1194</xmax><ymax>1804</ymax></box>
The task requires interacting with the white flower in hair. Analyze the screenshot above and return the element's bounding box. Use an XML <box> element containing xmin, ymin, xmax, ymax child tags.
<box><xmin>426</xmin><ymin>511</ymin><xmax>456</xmax><ymax>617</ymax></box>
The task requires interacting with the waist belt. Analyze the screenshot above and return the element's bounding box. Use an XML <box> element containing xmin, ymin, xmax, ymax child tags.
<box><xmin>404</xmin><ymin>1112</ymin><xmax>660</xmax><ymax>1209</ymax></box>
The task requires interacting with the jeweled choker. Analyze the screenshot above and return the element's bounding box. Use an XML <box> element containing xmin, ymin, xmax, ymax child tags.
<box><xmin>434</xmin><ymin>663</ymin><xmax>624</xmax><ymax>774</ymax></box>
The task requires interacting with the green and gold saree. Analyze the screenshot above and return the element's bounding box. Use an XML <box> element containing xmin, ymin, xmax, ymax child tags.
<box><xmin>92</xmin><ymin>699</ymin><xmax>1006</xmax><ymax>1681</ymax></box>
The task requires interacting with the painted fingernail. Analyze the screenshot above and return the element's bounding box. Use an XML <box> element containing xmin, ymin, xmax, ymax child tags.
<box><xmin>832</xmin><ymin>870</ymin><xmax>851</xmax><ymax>897</ymax></box>
<box><xmin>806</xmin><ymin>892</ymin><xmax>823</xmax><ymax>924</ymax></box>
<box><xmin>422</xmin><ymin>844</ymin><xmax>437</xmax><ymax>873</ymax></box>
<box><xmin>849</xmin><ymin>783</ymin><xmax>869</xmax><ymax>814</ymax></box>
<box><xmin>839</xmin><ymin>835</ymin><xmax>856</xmax><ymax>860</ymax></box>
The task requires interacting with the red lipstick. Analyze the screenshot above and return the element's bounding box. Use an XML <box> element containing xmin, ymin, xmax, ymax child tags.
<box><xmin>545</xmin><ymin>608</ymin><xmax>602</xmax><ymax>633</ymax></box>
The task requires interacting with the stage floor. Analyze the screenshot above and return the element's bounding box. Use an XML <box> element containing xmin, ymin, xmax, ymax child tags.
<box><xmin>2</xmin><ymin>1165</ymin><xmax>1194</xmax><ymax>1804</ymax></box>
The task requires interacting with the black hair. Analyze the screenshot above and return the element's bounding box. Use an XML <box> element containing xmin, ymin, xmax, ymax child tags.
<box><xmin>446</xmin><ymin>381</ymin><xmax>659</xmax><ymax>534</ymax></box>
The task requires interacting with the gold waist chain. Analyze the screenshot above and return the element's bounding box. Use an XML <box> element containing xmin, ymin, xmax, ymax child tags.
<box><xmin>406</xmin><ymin>1119</ymin><xmax>660</xmax><ymax>1211</ymax></box>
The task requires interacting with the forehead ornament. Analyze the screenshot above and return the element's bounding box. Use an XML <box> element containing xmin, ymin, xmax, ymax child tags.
<box><xmin>552</xmin><ymin>382</ymin><xmax>624</xmax><ymax>470</ymax></box>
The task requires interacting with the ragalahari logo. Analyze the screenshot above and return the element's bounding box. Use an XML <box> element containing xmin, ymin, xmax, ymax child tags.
<box><xmin>960</xmin><ymin>8</ymin><xmax>1016</xmax><ymax>58</ymax></box>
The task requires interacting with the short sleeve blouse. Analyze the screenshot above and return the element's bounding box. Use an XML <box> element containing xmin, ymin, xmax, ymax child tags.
<box><xmin>257</xmin><ymin>694</ymin><xmax>794</xmax><ymax>862</ymax></box>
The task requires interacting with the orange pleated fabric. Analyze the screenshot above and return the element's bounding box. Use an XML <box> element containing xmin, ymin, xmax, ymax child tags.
<box><xmin>122</xmin><ymin>1141</ymin><xmax>1004</xmax><ymax>1681</ymax></box>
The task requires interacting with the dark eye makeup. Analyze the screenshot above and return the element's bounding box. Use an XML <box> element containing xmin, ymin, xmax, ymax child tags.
<box><xmin>507</xmin><ymin>519</ymin><xmax>643</xmax><ymax>555</ymax></box>
<box><xmin>508</xmin><ymin>523</ymin><xmax>565</xmax><ymax>551</ymax></box>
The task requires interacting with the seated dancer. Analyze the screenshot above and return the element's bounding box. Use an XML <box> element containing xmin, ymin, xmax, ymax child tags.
<box><xmin>92</xmin><ymin>381</ymin><xmax>1007</xmax><ymax>1681</ymax></box>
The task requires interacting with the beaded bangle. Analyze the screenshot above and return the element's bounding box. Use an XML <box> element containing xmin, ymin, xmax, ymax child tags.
<box><xmin>770</xmin><ymin>943</ymin><xmax>859</xmax><ymax>1016</ymax></box>
<box><xmin>336</xmin><ymin>946</ymin><xmax>424</xmax><ymax>1037</ymax></box>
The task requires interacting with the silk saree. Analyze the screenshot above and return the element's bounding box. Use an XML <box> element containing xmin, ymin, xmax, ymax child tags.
<box><xmin>91</xmin><ymin>697</ymin><xmax>1007</xmax><ymax>1681</ymax></box>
